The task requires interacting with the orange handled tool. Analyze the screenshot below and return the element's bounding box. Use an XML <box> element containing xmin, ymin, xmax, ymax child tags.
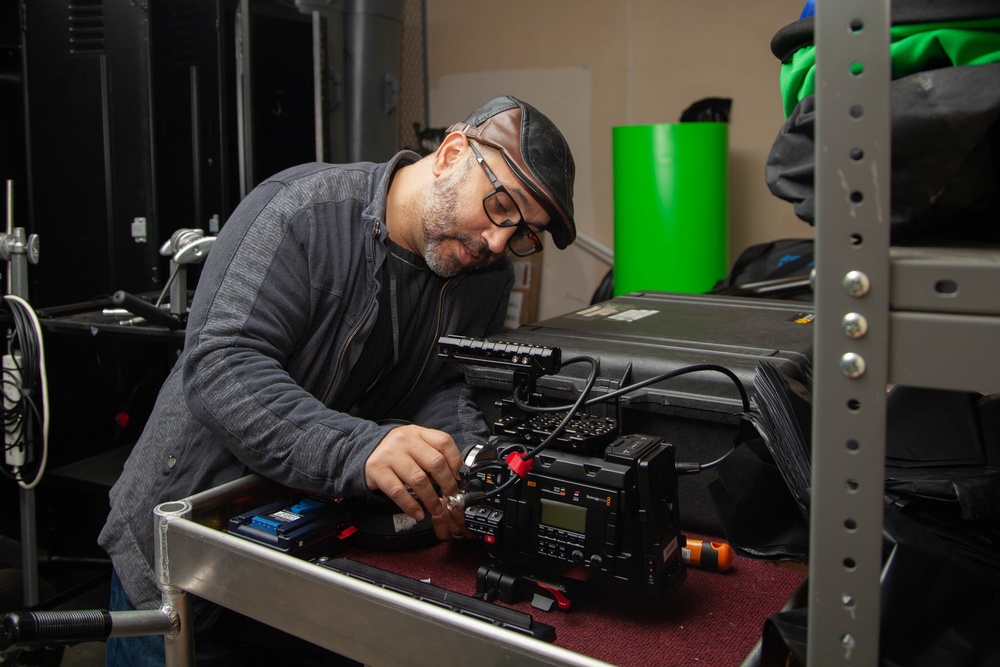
<box><xmin>682</xmin><ymin>539</ymin><xmax>734</xmax><ymax>571</ymax></box>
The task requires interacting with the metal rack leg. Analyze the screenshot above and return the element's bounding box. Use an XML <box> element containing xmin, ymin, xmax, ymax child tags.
<box><xmin>810</xmin><ymin>0</ymin><xmax>892</xmax><ymax>664</ymax></box>
<box><xmin>155</xmin><ymin>501</ymin><xmax>196</xmax><ymax>667</ymax></box>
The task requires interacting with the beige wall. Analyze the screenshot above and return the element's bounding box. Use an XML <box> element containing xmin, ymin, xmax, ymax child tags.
<box><xmin>426</xmin><ymin>0</ymin><xmax>814</xmax><ymax>320</ymax></box>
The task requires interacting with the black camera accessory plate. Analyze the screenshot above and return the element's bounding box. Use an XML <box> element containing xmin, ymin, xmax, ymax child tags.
<box><xmin>437</xmin><ymin>335</ymin><xmax>561</xmax><ymax>377</ymax></box>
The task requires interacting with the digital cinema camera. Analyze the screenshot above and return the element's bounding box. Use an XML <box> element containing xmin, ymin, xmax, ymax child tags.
<box><xmin>438</xmin><ymin>335</ymin><xmax>686</xmax><ymax>604</ymax></box>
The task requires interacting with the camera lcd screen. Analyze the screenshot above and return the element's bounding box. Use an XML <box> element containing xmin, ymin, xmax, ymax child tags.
<box><xmin>540</xmin><ymin>498</ymin><xmax>586</xmax><ymax>534</ymax></box>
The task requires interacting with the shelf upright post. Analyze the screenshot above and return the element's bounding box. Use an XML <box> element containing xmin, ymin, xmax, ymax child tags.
<box><xmin>809</xmin><ymin>0</ymin><xmax>892</xmax><ymax>664</ymax></box>
<box><xmin>3</xmin><ymin>181</ymin><xmax>41</xmax><ymax>608</ymax></box>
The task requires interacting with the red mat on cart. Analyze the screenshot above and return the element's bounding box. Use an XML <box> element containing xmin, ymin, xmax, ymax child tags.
<box><xmin>347</xmin><ymin>535</ymin><xmax>804</xmax><ymax>667</ymax></box>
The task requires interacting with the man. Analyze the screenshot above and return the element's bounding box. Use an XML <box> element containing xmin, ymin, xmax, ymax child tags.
<box><xmin>99</xmin><ymin>94</ymin><xmax>576</xmax><ymax>665</ymax></box>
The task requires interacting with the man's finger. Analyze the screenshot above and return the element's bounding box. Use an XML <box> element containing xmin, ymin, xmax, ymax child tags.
<box><xmin>364</xmin><ymin>425</ymin><xmax>463</xmax><ymax>522</ymax></box>
<box><xmin>376</xmin><ymin>475</ymin><xmax>426</xmax><ymax>521</ymax></box>
<box><xmin>428</xmin><ymin>497</ymin><xmax>470</xmax><ymax>541</ymax></box>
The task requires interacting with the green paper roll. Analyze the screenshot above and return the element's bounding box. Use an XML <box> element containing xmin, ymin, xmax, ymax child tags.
<box><xmin>612</xmin><ymin>123</ymin><xmax>729</xmax><ymax>296</ymax></box>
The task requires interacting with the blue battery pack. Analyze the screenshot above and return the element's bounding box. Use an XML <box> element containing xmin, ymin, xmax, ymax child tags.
<box><xmin>228</xmin><ymin>494</ymin><xmax>354</xmax><ymax>554</ymax></box>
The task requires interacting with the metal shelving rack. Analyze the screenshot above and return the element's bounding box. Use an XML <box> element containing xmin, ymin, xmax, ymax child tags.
<box><xmin>809</xmin><ymin>1</ymin><xmax>1000</xmax><ymax>665</ymax></box>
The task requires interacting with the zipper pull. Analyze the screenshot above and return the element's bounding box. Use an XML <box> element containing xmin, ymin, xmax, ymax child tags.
<box><xmin>372</xmin><ymin>220</ymin><xmax>381</xmax><ymax>238</ymax></box>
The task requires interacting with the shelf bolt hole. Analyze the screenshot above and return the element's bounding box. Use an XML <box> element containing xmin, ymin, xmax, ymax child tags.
<box><xmin>934</xmin><ymin>279</ymin><xmax>959</xmax><ymax>296</ymax></box>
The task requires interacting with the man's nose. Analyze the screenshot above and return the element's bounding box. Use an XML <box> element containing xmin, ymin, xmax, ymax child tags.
<box><xmin>482</xmin><ymin>224</ymin><xmax>516</xmax><ymax>255</ymax></box>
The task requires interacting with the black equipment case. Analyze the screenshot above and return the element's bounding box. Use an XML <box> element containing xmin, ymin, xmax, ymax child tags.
<box><xmin>464</xmin><ymin>292</ymin><xmax>814</xmax><ymax>534</ymax></box>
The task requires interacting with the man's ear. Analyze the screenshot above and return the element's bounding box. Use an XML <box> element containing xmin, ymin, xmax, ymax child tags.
<box><xmin>431</xmin><ymin>131</ymin><xmax>470</xmax><ymax>176</ymax></box>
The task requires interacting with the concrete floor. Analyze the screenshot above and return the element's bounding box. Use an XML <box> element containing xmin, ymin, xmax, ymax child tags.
<box><xmin>59</xmin><ymin>641</ymin><xmax>106</xmax><ymax>667</ymax></box>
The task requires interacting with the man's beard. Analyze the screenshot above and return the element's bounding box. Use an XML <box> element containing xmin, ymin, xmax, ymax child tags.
<box><xmin>421</xmin><ymin>162</ymin><xmax>495</xmax><ymax>278</ymax></box>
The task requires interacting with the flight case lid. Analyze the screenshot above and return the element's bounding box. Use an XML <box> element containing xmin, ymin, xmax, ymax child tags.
<box><xmin>464</xmin><ymin>292</ymin><xmax>814</xmax><ymax>423</ymax></box>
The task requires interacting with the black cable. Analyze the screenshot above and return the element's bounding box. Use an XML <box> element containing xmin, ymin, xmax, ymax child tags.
<box><xmin>513</xmin><ymin>356</ymin><xmax>599</xmax><ymax>461</ymax></box>
<box><xmin>505</xmin><ymin>360</ymin><xmax>752</xmax><ymax>476</ymax></box>
<box><xmin>476</xmin><ymin>356</ymin><xmax>599</xmax><ymax>501</ymax></box>
<box><xmin>519</xmin><ymin>363</ymin><xmax>750</xmax><ymax>416</ymax></box>
<box><xmin>2</xmin><ymin>297</ymin><xmax>46</xmax><ymax>485</ymax></box>
<box><xmin>465</xmin><ymin>358</ymin><xmax>755</xmax><ymax>509</ymax></box>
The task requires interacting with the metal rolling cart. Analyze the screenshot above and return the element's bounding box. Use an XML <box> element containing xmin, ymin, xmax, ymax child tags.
<box><xmin>150</xmin><ymin>475</ymin><xmax>612</xmax><ymax>667</ymax></box>
<box><xmin>809</xmin><ymin>0</ymin><xmax>1000</xmax><ymax>665</ymax></box>
<box><xmin>1</xmin><ymin>472</ymin><xmax>616</xmax><ymax>665</ymax></box>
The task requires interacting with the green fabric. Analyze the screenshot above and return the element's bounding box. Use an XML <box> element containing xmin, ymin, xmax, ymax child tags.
<box><xmin>779</xmin><ymin>18</ymin><xmax>1000</xmax><ymax>117</ymax></box>
<box><xmin>612</xmin><ymin>123</ymin><xmax>729</xmax><ymax>295</ymax></box>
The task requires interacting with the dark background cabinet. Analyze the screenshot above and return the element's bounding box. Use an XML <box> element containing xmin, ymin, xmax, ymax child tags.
<box><xmin>17</xmin><ymin>0</ymin><xmax>351</xmax><ymax>308</ymax></box>
<box><xmin>2</xmin><ymin>0</ymin><xmax>354</xmax><ymax>487</ymax></box>
<box><xmin>0</xmin><ymin>0</ymin><xmax>408</xmax><ymax>604</ymax></box>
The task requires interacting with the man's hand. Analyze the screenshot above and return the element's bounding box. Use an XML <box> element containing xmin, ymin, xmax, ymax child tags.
<box><xmin>364</xmin><ymin>425</ymin><xmax>470</xmax><ymax>541</ymax></box>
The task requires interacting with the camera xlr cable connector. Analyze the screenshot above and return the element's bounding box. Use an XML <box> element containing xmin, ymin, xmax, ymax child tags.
<box><xmin>444</xmin><ymin>491</ymin><xmax>487</xmax><ymax>512</ymax></box>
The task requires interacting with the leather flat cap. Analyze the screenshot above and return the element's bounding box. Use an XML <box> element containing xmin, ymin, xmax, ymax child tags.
<box><xmin>448</xmin><ymin>95</ymin><xmax>576</xmax><ymax>249</ymax></box>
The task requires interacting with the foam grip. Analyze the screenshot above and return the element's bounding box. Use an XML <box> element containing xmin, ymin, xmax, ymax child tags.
<box><xmin>1</xmin><ymin>610</ymin><xmax>113</xmax><ymax>649</ymax></box>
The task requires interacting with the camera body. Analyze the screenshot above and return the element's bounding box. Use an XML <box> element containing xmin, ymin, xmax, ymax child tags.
<box><xmin>438</xmin><ymin>334</ymin><xmax>686</xmax><ymax>598</ymax></box>
<box><xmin>461</xmin><ymin>431</ymin><xmax>686</xmax><ymax>598</ymax></box>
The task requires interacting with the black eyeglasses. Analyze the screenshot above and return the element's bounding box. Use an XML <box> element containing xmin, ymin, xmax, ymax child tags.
<box><xmin>468</xmin><ymin>143</ymin><xmax>544</xmax><ymax>257</ymax></box>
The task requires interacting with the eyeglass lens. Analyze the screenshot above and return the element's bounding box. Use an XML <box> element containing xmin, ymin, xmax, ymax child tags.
<box><xmin>484</xmin><ymin>190</ymin><xmax>521</xmax><ymax>227</ymax></box>
<box><xmin>485</xmin><ymin>192</ymin><xmax>540</xmax><ymax>256</ymax></box>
